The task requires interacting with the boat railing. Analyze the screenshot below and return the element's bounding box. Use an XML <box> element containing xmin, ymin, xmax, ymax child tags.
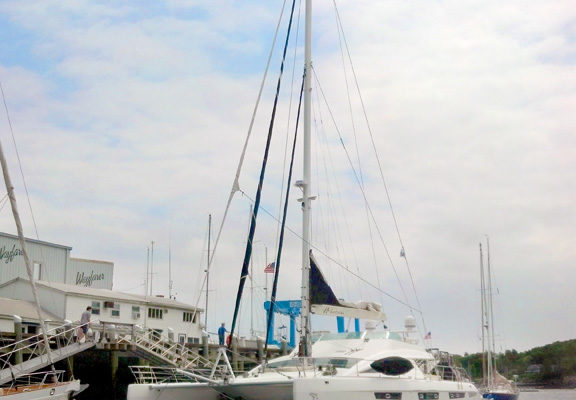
<box><xmin>129</xmin><ymin>365</ymin><xmax>213</xmax><ymax>384</ymax></box>
<box><xmin>431</xmin><ymin>365</ymin><xmax>472</xmax><ymax>383</ymax></box>
<box><xmin>1</xmin><ymin>370</ymin><xmax>65</xmax><ymax>389</ymax></box>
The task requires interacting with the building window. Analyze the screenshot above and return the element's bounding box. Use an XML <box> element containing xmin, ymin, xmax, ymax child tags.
<box><xmin>183</xmin><ymin>311</ymin><xmax>195</xmax><ymax>322</ymax></box>
<box><xmin>178</xmin><ymin>334</ymin><xmax>186</xmax><ymax>344</ymax></box>
<box><xmin>131</xmin><ymin>306</ymin><xmax>141</xmax><ymax>320</ymax></box>
<box><xmin>187</xmin><ymin>337</ymin><xmax>200</xmax><ymax>344</ymax></box>
<box><xmin>33</xmin><ymin>262</ymin><xmax>42</xmax><ymax>281</ymax></box>
<box><xmin>91</xmin><ymin>301</ymin><xmax>101</xmax><ymax>315</ymax></box>
<box><xmin>111</xmin><ymin>303</ymin><xmax>120</xmax><ymax>317</ymax></box>
<box><xmin>148</xmin><ymin>307</ymin><xmax>163</xmax><ymax>319</ymax></box>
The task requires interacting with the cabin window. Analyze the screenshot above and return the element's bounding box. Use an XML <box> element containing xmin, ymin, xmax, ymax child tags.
<box><xmin>183</xmin><ymin>312</ymin><xmax>195</xmax><ymax>322</ymax></box>
<box><xmin>178</xmin><ymin>334</ymin><xmax>186</xmax><ymax>344</ymax></box>
<box><xmin>370</xmin><ymin>357</ymin><xmax>414</xmax><ymax>376</ymax></box>
<box><xmin>187</xmin><ymin>337</ymin><xmax>200</xmax><ymax>344</ymax></box>
<box><xmin>111</xmin><ymin>303</ymin><xmax>120</xmax><ymax>317</ymax></box>
<box><xmin>91</xmin><ymin>301</ymin><xmax>101</xmax><ymax>315</ymax></box>
<box><xmin>418</xmin><ymin>394</ymin><xmax>439</xmax><ymax>400</ymax></box>
<box><xmin>131</xmin><ymin>306</ymin><xmax>141</xmax><ymax>319</ymax></box>
<box><xmin>375</xmin><ymin>393</ymin><xmax>402</xmax><ymax>399</ymax></box>
<box><xmin>148</xmin><ymin>307</ymin><xmax>163</xmax><ymax>319</ymax></box>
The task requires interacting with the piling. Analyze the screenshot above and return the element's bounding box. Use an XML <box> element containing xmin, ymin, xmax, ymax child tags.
<box><xmin>13</xmin><ymin>315</ymin><xmax>23</xmax><ymax>365</ymax></box>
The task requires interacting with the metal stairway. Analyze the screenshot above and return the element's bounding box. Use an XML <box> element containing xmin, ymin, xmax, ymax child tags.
<box><xmin>116</xmin><ymin>326</ymin><xmax>212</xmax><ymax>370</ymax></box>
<box><xmin>0</xmin><ymin>321</ymin><xmax>95</xmax><ymax>385</ymax></box>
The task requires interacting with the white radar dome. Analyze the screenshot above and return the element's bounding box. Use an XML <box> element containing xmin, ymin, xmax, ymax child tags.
<box><xmin>404</xmin><ymin>315</ymin><xmax>417</xmax><ymax>331</ymax></box>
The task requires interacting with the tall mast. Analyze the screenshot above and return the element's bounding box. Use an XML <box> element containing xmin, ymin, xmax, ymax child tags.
<box><xmin>486</xmin><ymin>236</ymin><xmax>496</xmax><ymax>376</ymax></box>
<box><xmin>480</xmin><ymin>243</ymin><xmax>487</xmax><ymax>388</ymax></box>
<box><xmin>0</xmin><ymin>136</ymin><xmax>56</xmax><ymax>370</ymax></box>
<box><xmin>300</xmin><ymin>0</ymin><xmax>313</xmax><ymax>357</ymax></box>
<box><xmin>204</xmin><ymin>214</ymin><xmax>212</xmax><ymax>331</ymax></box>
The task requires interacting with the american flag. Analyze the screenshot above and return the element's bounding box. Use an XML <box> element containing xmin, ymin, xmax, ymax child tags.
<box><xmin>264</xmin><ymin>262</ymin><xmax>275</xmax><ymax>273</ymax></box>
<box><xmin>424</xmin><ymin>331</ymin><xmax>432</xmax><ymax>340</ymax></box>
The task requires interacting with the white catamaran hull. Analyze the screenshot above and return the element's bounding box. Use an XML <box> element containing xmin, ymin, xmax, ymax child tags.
<box><xmin>127</xmin><ymin>377</ymin><xmax>479</xmax><ymax>400</ymax></box>
<box><xmin>126</xmin><ymin>382</ymin><xmax>219</xmax><ymax>400</ymax></box>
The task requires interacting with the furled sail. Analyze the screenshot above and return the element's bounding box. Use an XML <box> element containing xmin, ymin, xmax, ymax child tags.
<box><xmin>309</xmin><ymin>251</ymin><xmax>387</xmax><ymax>321</ymax></box>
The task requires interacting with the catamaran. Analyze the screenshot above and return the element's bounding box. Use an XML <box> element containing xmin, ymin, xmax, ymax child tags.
<box><xmin>128</xmin><ymin>1</ymin><xmax>481</xmax><ymax>399</ymax></box>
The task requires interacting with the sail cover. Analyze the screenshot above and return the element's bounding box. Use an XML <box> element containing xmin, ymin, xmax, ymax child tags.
<box><xmin>309</xmin><ymin>251</ymin><xmax>387</xmax><ymax>321</ymax></box>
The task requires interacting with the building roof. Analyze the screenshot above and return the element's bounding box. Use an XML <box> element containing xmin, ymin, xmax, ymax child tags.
<box><xmin>0</xmin><ymin>297</ymin><xmax>61</xmax><ymax>321</ymax></box>
<box><xmin>31</xmin><ymin>279</ymin><xmax>202</xmax><ymax>312</ymax></box>
<box><xmin>0</xmin><ymin>231</ymin><xmax>72</xmax><ymax>251</ymax></box>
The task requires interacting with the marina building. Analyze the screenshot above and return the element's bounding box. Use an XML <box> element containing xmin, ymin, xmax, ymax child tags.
<box><xmin>0</xmin><ymin>232</ymin><xmax>203</xmax><ymax>344</ymax></box>
<box><xmin>0</xmin><ymin>232</ymin><xmax>113</xmax><ymax>289</ymax></box>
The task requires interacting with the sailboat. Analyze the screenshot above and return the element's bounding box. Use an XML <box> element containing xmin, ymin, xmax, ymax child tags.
<box><xmin>128</xmin><ymin>1</ymin><xmax>481</xmax><ymax>400</ymax></box>
<box><xmin>479</xmin><ymin>241</ymin><xmax>519</xmax><ymax>400</ymax></box>
<box><xmin>0</xmin><ymin>108</ymin><xmax>81</xmax><ymax>398</ymax></box>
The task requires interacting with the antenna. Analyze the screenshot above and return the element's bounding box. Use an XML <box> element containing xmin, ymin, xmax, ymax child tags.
<box><xmin>204</xmin><ymin>214</ymin><xmax>212</xmax><ymax>331</ymax></box>
<box><xmin>146</xmin><ymin>246</ymin><xmax>150</xmax><ymax>296</ymax></box>
<box><xmin>150</xmin><ymin>240</ymin><xmax>155</xmax><ymax>296</ymax></box>
<box><xmin>169</xmin><ymin>234</ymin><xmax>173</xmax><ymax>299</ymax></box>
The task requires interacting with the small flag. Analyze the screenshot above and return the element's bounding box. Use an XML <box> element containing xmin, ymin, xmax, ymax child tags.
<box><xmin>400</xmin><ymin>248</ymin><xmax>406</xmax><ymax>258</ymax></box>
<box><xmin>264</xmin><ymin>262</ymin><xmax>276</xmax><ymax>273</ymax></box>
<box><xmin>424</xmin><ymin>331</ymin><xmax>431</xmax><ymax>340</ymax></box>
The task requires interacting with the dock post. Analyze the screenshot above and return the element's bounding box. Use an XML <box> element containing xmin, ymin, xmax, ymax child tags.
<box><xmin>281</xmin><ymin>339</ymin><xmax>288</xmax><ymax>355</ymax></box>
<box><xmin>111</xmin><ymin>351</ymin><xmax>119</xmax><ymax>393</ymax></box>
<box><xmin>256</xmin><ymin>337</ymin><xmax>264</xmax><ymax>363</ymax></box>
<box><xmin>102</xmin><ymin>322</ymin><xmax>107</xmax><ymax>343</ymax></box>
<box><xmin>202</xmin><ymin>334</ymin><xmax>209</xmax><ymax>359</ymax></box>
<box><xmin>13</xmin><ymin>315</ymin><xmax>23</xmax><ymax>365</ymax></box>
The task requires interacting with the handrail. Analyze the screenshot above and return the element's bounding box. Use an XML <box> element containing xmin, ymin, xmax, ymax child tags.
<box><xmin>0</xmin><ymin>319</ymin><xmax>95</xmax><ymax>374</ymax></box>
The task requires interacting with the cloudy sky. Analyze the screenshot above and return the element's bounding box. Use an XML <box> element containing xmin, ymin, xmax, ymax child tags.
<box><xmin>0</xmin><ymin>0</ymin><xmax>574</xmax><ymax>355</ymax></box>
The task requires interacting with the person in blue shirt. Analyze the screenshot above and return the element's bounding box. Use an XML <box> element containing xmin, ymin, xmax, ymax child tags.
<box><xmin>218</xmin><ymin>323</ymin><xmax>227</xmax><ymax>346</ymax></box>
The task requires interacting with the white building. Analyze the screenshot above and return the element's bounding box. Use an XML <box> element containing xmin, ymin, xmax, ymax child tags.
<box><xmin>0</xmin><ymin>297</ymin><xmax>61</xmax><ymax>334</ymax></box>
<box><xmin>0</xmin><ymin>278</ymin><xmax>204</xmax><ymax>344</ymax></box>
<box><xmin>0</xmin><ymin>232</ymin><xmax>113</xmax><ymax>289</ymax></box>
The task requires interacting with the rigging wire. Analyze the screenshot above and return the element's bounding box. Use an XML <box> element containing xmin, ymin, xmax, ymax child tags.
<box><xmin>229</xmin><ymin>0</ymin><xmax>298</xmax><ymax>343</ymax></box>
<box><xmin>186</xmin><ymin>0</ymin><xmax>289</xmax><ymax>326</ymax></box>
<box><xmin>331</xmin><ymin>1</ymin><xmax>427</xmax><ymax>335</ymax></box>
<box><xmin>237</xmin><ymin>188</ymin><xmax>420</xmax><ymax>313</ymax></box>
<box><xmin>311</xmin><ymin>86</ymin><xmax>350</xmax><ymax>300</ymax></box>
<box><xmin>311</xmin><ymin>67</ymin><xmax>413</xmax><ymax>313</ymax></box>
<box><xmin>264</xmin><ymin>69</ymin><xmax>304</xmax><ymax>358</ymax></box>
<box><xmin>0</xmin><ymin>83</ymin><xmax>40</xmax><ymax>241</ymax></box>
<box><xmin>331</xmin><ymin>2</ymin><xmax>383</xmax><ymax>306</ymax></box>
<box><xmin>275</xmin><ymin>0</ymin><xmax>302</xmax><ymax>255</ymax></box>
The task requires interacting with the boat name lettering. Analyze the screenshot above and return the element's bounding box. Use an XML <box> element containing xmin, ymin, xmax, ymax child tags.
<box><xmin>76</xmin><ymin>271</ymin><xmax>105</xmax><ymax>287</ymax></box>
<box><xmin>0</xmin><ymin>244</ymin><xmax>23</xmax><ymax>263</ymax></box>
